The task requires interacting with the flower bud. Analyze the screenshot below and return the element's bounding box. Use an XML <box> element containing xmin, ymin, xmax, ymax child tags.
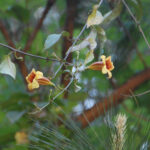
<box><xmin>87</xmin><ymin>61</ymin><xmax>104</xmax><ymax>70</ymax></box>
<box><xmin>37</xmin><ymin>77</ymin><xmax>54</xmax><ymax>86</ymax></box>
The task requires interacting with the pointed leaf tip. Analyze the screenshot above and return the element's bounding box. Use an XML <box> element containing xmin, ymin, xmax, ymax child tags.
<box><xmin>87</xmin><ymin>5</ymin><xmax>104</xmax><ymax>28</ymax></box>
<box><xmin>44</xmin><ymin>33</ymin><xmax>62</xmax><ymax>50</ymax></box>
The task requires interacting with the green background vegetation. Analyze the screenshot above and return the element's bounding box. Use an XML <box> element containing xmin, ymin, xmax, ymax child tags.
<box><xmin>0</xmin><ymin>0</ymin><xmax>150</xmax><ymax>149</ymax></box>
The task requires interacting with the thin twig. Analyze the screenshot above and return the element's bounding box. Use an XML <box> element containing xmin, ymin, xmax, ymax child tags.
<box><xmin>98</xmin><ymin>0</ymin><xmax>104</xmax><ymax>7</ymax></box>
<box><xmin>0</xmin><ymin>43</ymin><xmax>72</xmax><ymax>65</ymax></box>
<box><xmin>123</xmin><ymin>89</ymin><xmax>150</xmax><ymax>98</ymax></box>
<box><xmin>122</xmin><ymin>0</ymin><xmax>150</xmax><ymax>50</ymax></box>
<box><xmin>123</xmin><ymin>103</ymin><xmax>150</xmax><ymax>122</ymax></box>
<box><xmin>53</xmin><ymin>77</ymin><xmax>74</xmax><ymax>100</ymax></box>
<box><xmin>76</xmin><ymin>68</ymin><xmax>150</xmax><ymax>128</ymax></box>
<box><xmin>29</xmin><ymin>77</ymin><xmax>74</xmax><ymax>114</ymax></box>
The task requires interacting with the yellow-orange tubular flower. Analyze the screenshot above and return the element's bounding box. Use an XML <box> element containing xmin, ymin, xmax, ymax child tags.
<box><xmin>87</xmin><ymin>55</ymin><xmax>114</xmax><ymax>78</ymax></box>
<box><xmin>15</xmin><ymin>131</ymin><xmax>29</xmax><ymax>144</ymax></box>
<box><xmin>26</xmin><ymin>69</ymin><xmax>54</xmax><ymax>90</ymax></box>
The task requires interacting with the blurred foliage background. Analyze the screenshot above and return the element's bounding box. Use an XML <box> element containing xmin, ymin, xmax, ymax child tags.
<box><xmin>0</xmin><ymin>0</ymin><xmax>150</xmax><ymax>149</ymax></box>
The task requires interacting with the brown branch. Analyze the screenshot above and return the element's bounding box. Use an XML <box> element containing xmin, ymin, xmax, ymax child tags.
<box><xmin>0</xmin><ymin>20</ymin><xmax>28</xmax><ymax>82</ymax></box>
<box><xmin>74</xmin><ymin>2</ymin><xmax>149</xmax><ymax>127</ymax></box>
<box><xmin>61</xmin><ymin>0</ymin><xmax>77</xmax><ymax>98</ymax></box>
<box><xmin>75</xmin><ymin>68</ymin><xmax>150</xmax><ymax>128</ymax></box>
<box><xmin>24</xmin><ymin>0</ymin><xmax>55</xmax><ymax>52</ymax></box>
<box><xmin>0</xmin><ymin>21</ymin><xmax>16</xmax><ymax>48</ymax></box>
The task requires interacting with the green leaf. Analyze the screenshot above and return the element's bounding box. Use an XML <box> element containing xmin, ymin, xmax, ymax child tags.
<box><xmin>6</xmin><ymin>5</ymin><xmax>30</xmax><ymax>23</ymax></box>
<box><xmin>44</xmin><ymin>33</ymin><xmax>62</xmax><ymax>50</ymax></box>
<box><xmin>0</xmin><ymin>55</ymin><xmax>16</xmax><ymax>79</ymax></box>
<box><xmin>34</xmin><ymin>101</ymin><xmax>50</xmax><ymax>110</ymax></box>
<box><xmin>0</xmin><ymin>0</ymin><xmax>14</xmax><ymax>11</ymax></box>
<box><xmin>74</xmin><ymin>84</ymin><xmax>82</xmax><ymax>93</ymax></box>
<box><xmin>68</xmin><ymin>92</ymin><xmax>88</xmax><ymax>102</ymax></box>
<box><xmin>84</xmin><ymin>50</ymin><xmax>94</xmax><ymax>65</ymax></box>
<box><xmin>71</xmin><ymin>30</ymin><xmax>97</xmax><ymax>52</ymax></box>
<box><xmin>87</xmin><ymin>5</ymin><xmax>104</xmax><ymax>28</ymax></box>
<box><xmin>6</xmin><ymin>111</ymin><xmax>25</xmax><ymax>123</ymax></box>
<box><xmin>62</xmin><ymin>31</ymin><xmax>70</xmax><ymax>38</ymax></box>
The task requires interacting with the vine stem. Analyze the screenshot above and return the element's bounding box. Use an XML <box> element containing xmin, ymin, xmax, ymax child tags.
<box><xmin>29</xmin><ymin>77</ymin><xmax>74</xmax><ymax>114</ymax></box>
<box><xmin>53</xmin><ymin>77</ymin><xmax>74</xmax><ymax>100</ymax></box>
<box><xmin>53</xmin><ymin>0</ymin><xmax>104</xmax><ymax>78</ymax></box>
<box><xmin>29</xmin><ymin>0</ymin><xmax>104</xmax><ymax>114</ymax></box>
<box><xmin>0</xmin><ymin>43</ymin><xmax>72</xmax><ymax>65</ymax></box>
<box><xmin>98</xmin><ymin>0</ymin><xmax>103</xmax><ymax>7</ymax></box>
<box><xmin>122</xmin><ymin>89</ymin><xmax>150</xmax><ymax>98</ymax></box>
<box><xmin>53</xmin><ymin>23</ymin><xmax>87</xmax><ymax>78</ymax></box>
<box><xmin>122</xmin><ymin>0</ymin><xmax>150</xmax><ymax>50</ymax></box>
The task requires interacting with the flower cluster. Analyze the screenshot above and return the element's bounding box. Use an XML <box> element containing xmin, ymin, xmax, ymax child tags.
<box><xmin>87</xmin><ymin>55</ymin><xmax>114</xmax><ymax>78</ymax></box>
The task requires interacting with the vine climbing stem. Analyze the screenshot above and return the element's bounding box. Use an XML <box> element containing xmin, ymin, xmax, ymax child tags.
<box><xmin>53</xmin><ymin>0</ymin><xmax>104</xmax><ymax>78</ymax></box>
<box><xmin>122</xmin><ymin>0</ymin><xmax>150</xmax><ymax>50</ymax></box>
